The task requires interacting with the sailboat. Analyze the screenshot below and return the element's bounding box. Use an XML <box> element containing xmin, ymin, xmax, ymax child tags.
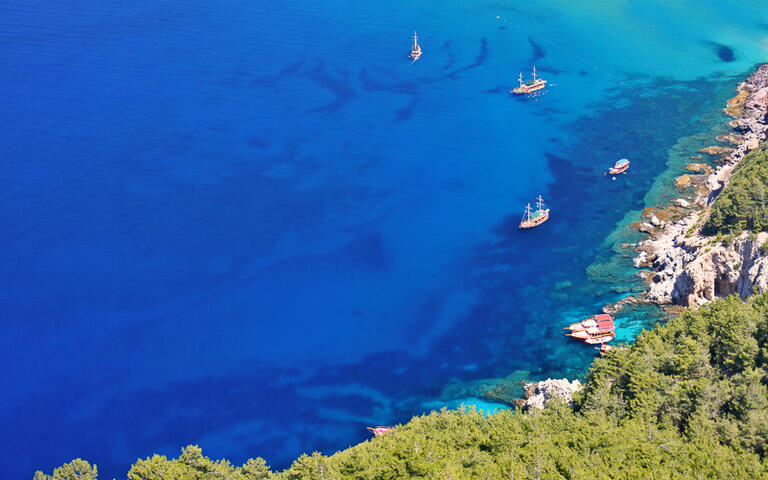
<box><xmin>519</xmin><ymin>195</ymin><xmax>549</xmax><ymax>229</ymax></box>
<box><xmin>410</xmin><ymin>31</ymin><xmax>422</xmax><ymax>60</ymax></box>
<box><xmin>510</xmin><ymin>66</ymin><xmax>547</xmax><ymax>95</ymax></box>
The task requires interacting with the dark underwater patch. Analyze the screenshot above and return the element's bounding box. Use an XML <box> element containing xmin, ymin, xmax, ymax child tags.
<box><xmin>394</xmin><ymin>97</ymin><xmax>418</xmax><ymax>122</ymax></box>
<box><xmin>248</xmin><ymin>137</ymin><xmax>269</xmax><ymax>149</ymax></box>
<box><xmin>528</xmin><ymin>36</ymin><xmax>546</xmax><ymax>64</ymax></box>
<box><xmin>717</xmin><ymin>45</ymin><xmax>735</xmax><ymax>62</ymax></box>
<box><xmin>335</xmin><ymin>232</ymin><xmax>389</xmax><ymax>270</ymax></box>
<box><xmin>485</xmin><ymin>85</ymin><xmax>509</xmax><ymax>94</ymax></box>
<box><xmin>298</xmin><ymin>61</ymin><xmax>357</xmax><ymax>113</ymax></box>
<box><xmin>702</xmin><ymin>40</ymin><xmax>736</xmax><ymax>62</ymax></box>
<box><xmin>436</xmin><ymin>38</ymin><xmax>489</xmax><ymax>79</ymax></box>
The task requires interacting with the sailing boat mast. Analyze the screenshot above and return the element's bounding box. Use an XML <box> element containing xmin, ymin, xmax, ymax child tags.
<box><xmin>410</xmin><ymin>31</ymin><xmax>422</xmax><ymax>60</ymax></box>
<box><xmin>511</xmin><ymin>66</ymin><xmax>547</xmax><ymax>95</ymax></box>
<box><xmin>519</xmin><ymin>195</ymin><xmax>550</xmax><ymax>229</ymax></box>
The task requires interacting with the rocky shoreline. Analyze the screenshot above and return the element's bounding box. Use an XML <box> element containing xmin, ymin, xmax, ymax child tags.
<box><xmin>632</xmin><ymin>64</ymin><xmax>768</xmax><ymax>307</ymax></box>
<box><xmin>445</xmin><ymin>66</ymin><xmax>768</xmax><ymax>412</ymax></box>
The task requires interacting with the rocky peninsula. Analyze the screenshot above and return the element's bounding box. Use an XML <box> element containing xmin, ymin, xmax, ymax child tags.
<box><xmin>634</xmin><ymin>64</ymin><xmax>768</xmax><ymax>307</ymax></box>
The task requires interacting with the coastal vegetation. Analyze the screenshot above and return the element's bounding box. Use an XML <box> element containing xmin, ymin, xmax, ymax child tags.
<box><xmin>703</xmin><ymin>147</ymin><xmax>768</xmax><ymax>235</ymax></box>
<box><xmin>36</xmin><ymin>292</ymin><xmax>768</xmax><ymax>479</ymax></box>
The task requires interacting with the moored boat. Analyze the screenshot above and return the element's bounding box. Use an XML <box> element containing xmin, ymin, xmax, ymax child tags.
<box><xmin>565</xmin><ymin>313</ymin><xmax>614</xmax><ymax>331</ymax></box>
<box><xmin>584</xmin><ymin>334</ymin><xmax>615</xmax><ymax>344</ymax></box>
<box><xmin>519</xmin><ymin>195</ymin><xmax>549</xmax><ymax>229</ymax></box>
<box><xmin>608</xmin><ymin>158</ymin><xmax>630</xmax><ymax>175</ymax></box>
<box><xmin>566</xmin><ymin>325</ymin><xmax>615</xmax><ymax>339</ymax></box>
<box><xmin>367</xmin><ymin>426</ymin><xmax>395</xmax><ymax>437</ymax></box>
<box><xmin>410</xmin><ymin>31</ymin><xmax>422</xmax><ymax>60</ymax></box>
<box><xmin>595</xmin><ymin>344</ymin><xmax>614</xmax><ymax>355</ymax></box>
<box><xmin>511</xmin><ymin>66</ymin><xmax>547</xmax><ymax>95</ymax></box>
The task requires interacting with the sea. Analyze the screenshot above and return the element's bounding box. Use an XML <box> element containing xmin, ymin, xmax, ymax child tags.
<box><xmin>3</xmin><ymin>0</ymin><xmax>768</xmax><ymax>477</ymax></box>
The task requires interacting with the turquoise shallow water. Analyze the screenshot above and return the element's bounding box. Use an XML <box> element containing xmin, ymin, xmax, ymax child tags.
<box><xmin>2</xmin><ymin>0</ymin><xmax>768</xmax><ymax>477</ymax></box>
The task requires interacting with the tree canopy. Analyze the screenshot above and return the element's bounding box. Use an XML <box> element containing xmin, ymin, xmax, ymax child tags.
<box><xmin>35</xmin><ymin>292</ymin><xmax>768</xmax><ymax>479</ymax></box>
<box><xmin>704</xmin><ymin>148</ymin><xmax>768</xmax><ymax>235</ymax></box>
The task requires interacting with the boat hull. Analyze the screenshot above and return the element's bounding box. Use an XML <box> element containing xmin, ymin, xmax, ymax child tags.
<box><xmin>608</xmin><ymin>160</ymin><xmax>630</xmax><ymax>175</ymax></box>
<box><xmin>584</xmin><ymin>335</ymin><xmax>614</xmax><ymax>344</ymax></box>
<box><xmin>568</xmin><ymin>328</ymin><xmax>614</xmax><ymax>339</ymax></box>
<box><xmin>511</xmin><ymin>80</ymin><xmax>547</xmax><ymax>95</ymax></box>
<box><xmin>519</xmin><ymin>209</ymin><xmax>549</xmax><ymax>229</ymax></box>
<box><xmin>566</xmin><ymin>319</ymin><xmax>598</xmax><ymax>331</ymax></box>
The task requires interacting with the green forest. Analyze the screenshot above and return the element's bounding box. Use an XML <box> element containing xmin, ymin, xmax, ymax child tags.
<box><xmin>704</xmin><ymin>147</ymin><xmax>768</xmax><ymax>236</ymax></box>
<box><xmin>36</xmin><ymin>293</ymin><xmax>768</xmax><ymax>479</ymax></box>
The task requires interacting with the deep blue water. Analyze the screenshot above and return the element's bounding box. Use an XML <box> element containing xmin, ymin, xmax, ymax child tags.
<box><xmin>3</xmin><ymin>0</ymin><xmax>768</xmax><ymax>478</ymax></box>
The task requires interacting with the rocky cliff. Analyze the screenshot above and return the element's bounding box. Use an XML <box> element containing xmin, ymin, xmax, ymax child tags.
<box><xmin>635</xmin><ymin>64</ymin><xmax>768</xmax><ymax>307</ymax></box>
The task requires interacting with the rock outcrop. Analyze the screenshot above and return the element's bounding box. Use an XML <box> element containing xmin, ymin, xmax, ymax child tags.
<box><xmin>523</xmin><ymin>378</ymin><xmax>582</xmax><ymax>411</ymax></box>
<box><xmin>640</xmin><ymin>227</ymin><xmax>768</xmax><ymax>306</ymax></box>
<box><xmin>636</xmin><ymin>64</ymin><xmax>768</xmax><ymax>307</ymax></box>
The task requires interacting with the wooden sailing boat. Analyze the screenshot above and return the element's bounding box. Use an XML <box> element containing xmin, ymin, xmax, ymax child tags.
<box><xmin>519</xmin><ymin>195</ymin><xmax>549</xmax><ymax>229</ymax></box>
<box><xmin>567</xmin><ymin>325</ymin><xmax>615</xmax><ymax>340</ymax></box>
<box><xmin>511</xmin><ymin>66</ymin><xmax>547</xmax><ymax>95</ymax></box>
<box><xmin>565</xmin><ymin>314</ymin><xmax>614</xmax><ymax>332</ymax></box>
<box><xmin>410</xmin><ymin>31</ymin><xmax>422</xmax><ymax>60</ymax></box>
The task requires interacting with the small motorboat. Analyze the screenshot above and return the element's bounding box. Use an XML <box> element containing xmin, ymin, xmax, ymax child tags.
<box><xmin>608</xmin><ymin>158</ymin><xmax>630</xmax><ymax>175</ymax></box>
<box><xmin>595</xmin><ymin>344</ymin><xmax>614</xmax><ymax>355</ymax></box>
<box><xmin>367</xmin><ymin>426</ymin><xmax>395</xmax><ymax>437</ymax></box>
<box><xmin>585</xmin><ymin>334</ymin><xmax>614</xmax><ymax>345</ymax></box>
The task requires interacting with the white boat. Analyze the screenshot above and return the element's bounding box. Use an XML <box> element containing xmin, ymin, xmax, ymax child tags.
<box><xmin>410</xmin><ymin>32</ymin><xmax>422</xmax><ymax>60</ymax></box>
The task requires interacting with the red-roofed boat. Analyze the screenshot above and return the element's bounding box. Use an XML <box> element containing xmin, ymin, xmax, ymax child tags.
<box><xmin>566</xmin><ymin>324</ymin><xmax>614</xmax><ymax>339</ymax></box>
<box><xmin>565</xmin><ymin>314</ymin><xmax>614</xmax><ymax>332</ymax></box>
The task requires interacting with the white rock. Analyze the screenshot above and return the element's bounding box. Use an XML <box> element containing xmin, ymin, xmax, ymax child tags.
<box><xmin>524</xmin><ymin>378</ymin><xmax>582</xmax><ymax>411</ymax></box>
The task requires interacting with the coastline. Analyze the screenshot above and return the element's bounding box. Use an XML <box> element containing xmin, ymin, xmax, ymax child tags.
<box><xmin>632</xmin><ymin>64</ymin><xmax>768</xmax><ymax>308</ymax></box>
